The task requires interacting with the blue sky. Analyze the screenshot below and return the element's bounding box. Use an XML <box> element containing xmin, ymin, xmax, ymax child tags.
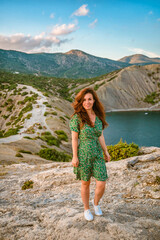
<box><xmin>0</xmin><ymin>0</ymin><xmax>160</xmax><ymax>59</ymax></box>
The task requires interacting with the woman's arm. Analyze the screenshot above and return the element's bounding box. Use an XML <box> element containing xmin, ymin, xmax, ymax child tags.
<box><xmin>98</xmin><ymin>131</ymin><xmax>111</xmax><ymax>162</ymax></box>
<box><xmin>71</xmin><ymin>131</ymin><xmax>79</xmax><ymax>167</ymax></box>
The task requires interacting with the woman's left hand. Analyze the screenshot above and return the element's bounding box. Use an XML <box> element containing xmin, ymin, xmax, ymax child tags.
<box><xmin>104</xmin><ymin>150</ymin><xmax>111</xmax><ymax>162</ymax></box>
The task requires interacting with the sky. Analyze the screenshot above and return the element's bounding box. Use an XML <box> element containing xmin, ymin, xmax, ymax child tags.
<box><xmin>0</xmin><ymin>0</ymin><xmax>160</xmax><ymax>60</ymax></box>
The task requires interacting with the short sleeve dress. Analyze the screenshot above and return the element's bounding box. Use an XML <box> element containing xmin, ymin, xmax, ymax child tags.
<box><xmin>69</xmin><ymin>114</ymin><xmax>108</xmax><ymax>181</ymax></box>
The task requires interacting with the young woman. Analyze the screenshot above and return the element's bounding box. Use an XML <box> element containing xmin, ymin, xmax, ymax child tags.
<box><xmin>69</xmin><ymin>87</ymin><xmax>111</xmax><ymax>221</ymax></box>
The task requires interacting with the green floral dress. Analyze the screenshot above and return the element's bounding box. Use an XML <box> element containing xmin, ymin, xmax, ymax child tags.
<box><xmin>69</xmin><ymin>114</ymin><xmax>108</xmax><ymax>181</ymax></box>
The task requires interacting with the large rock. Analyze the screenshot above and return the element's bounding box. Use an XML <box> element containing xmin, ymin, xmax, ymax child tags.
<box><xmin>0</xmin><ymin>147</ymin><xmax>160</xmax><ymax>239</ymax></box>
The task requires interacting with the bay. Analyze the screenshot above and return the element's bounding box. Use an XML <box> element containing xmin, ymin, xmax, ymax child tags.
<box><xmin>103</xmin><ymin>111</ymin><xmax>160</xmax><ymax>148</ymax></box>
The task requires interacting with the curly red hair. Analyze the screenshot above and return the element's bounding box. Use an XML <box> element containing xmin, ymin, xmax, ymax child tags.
<box><xmin>71</xmin><ymin>87</ymin><xmax>109</xmax><ymax>129</ymax></box>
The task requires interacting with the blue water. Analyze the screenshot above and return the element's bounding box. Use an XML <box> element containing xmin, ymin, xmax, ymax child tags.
<box><xmin>103</xmin><ymin>111</ymin><xmax>160</xmax><ymax>147</ymax></box>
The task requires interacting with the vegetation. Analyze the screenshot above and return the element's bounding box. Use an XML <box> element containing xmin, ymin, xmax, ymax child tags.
<box><xmin>3</xmin><ymin>127</ymin><xmax>20</xmax><ymax>138</ymax></box>
<box><xmin>19</xmin><ymin>150</ymin><xmax>32</xmax><ymax>154</ymax></box>
<box><xmin>0</xmin><ymin>69</ymin><xmax>122</xmax><ymax>102</ymax></box>
<box><xmin>39</xmin><ymin>148</ymin><xmax>71</xmax><ymax>162</ymax></box>
<box><xmin>15</xmin><ymin>153</ymin><xmax>23</xmax><ymax>157</ymax></box>
<box><xmin>21</xmin><ymin>180</ymin><xmax>34</xmax><ymax>190</ymax></box>
<box><xmin>40</xmin><ymin>131</ymin><xmax>60</xmax><ymax>147</ymax></box>
<box><xmin>107</xmin><ymin>138</ymin><xmax>139</xmax><ymax>161</ymax></box>
<box><xmin>55</xmin><ymin>130</ymin><xmax>68</xmax><ymax>142</ymax></box>
<box><xmin>144</xmin><ymin>92</ymin><xmax>160</xmax><ymax>104</ymax></box>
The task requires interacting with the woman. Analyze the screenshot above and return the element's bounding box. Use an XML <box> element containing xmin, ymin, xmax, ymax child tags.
<box><xmin>69</xmin><ymin>87</ymin><xmax>111</xmax><ymax>221</ymax></box>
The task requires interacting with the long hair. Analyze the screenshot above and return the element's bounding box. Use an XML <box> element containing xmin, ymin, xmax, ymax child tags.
<box><xmin>71</xmin><ymin>87</ymin><xmax>109</xmax><ymax>129</ymax></box>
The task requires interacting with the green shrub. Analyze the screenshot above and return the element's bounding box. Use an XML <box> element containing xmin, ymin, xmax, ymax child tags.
<box><xmin>44</xmin><ymin>111</ymin><xmax>49</xmax><ymax>116</ymax></box>
<box><xmin>7</xmin><ymin>105</ymin><xmax>13</xmax><ymax>111</ymax></box>
<box><xmin>55</xmin><ymin>130</ymin><xmax>68</xmax><ymax>142</ymax></box>
<box><xmin>64</xmin><ymin>115</ymin><xmax>70</xmax><ymax>119</ymax></box>
<box><xmin>4</xmin><ymin>128</ymin><xmax>19</xmax><ymax>137</ymax></box>
<box><xmin>0</xmin><ymin>131</ymin><xmax>4</xmax><ymax>138</ymax></box>
<box><xmin>60</xmin><ymin>116</ymin><xmax>66</xmax><ymax>121</ymax></box>
<box><xmin>39</xmin><ymin>148</ymin><xmax>71</xmax><ymax>162</ymax></box>
<box><xmin>19</xmin><ymin>150</ymin><xmax>32</xmax><ymax>154</ymax></box>
<box><xmin>107</xmin><ymin>138</ymin><xmax>139</xmax><ymax>161</ymax></box>
<box><xmin>21</xmin><ymin>180</ymin><xmax>34</xmax><ymax>190</ymax></box>
<box><xmin>23</xmin><ymin>136</ymin><xmax>32</xmax><ymax>139</ymax></box>
<box><xmin>52</xmin><ymin>111</ymin><xmax>57</xmax><ymax>115</ymax></box>
<box><xmin>40</xmin><ymin>132</ymin><xmax>60</xmax><ymax>147</ymax></box>
<box><xmin>15</xmin><ymin>153</ymin><xmax>23</xmax><ymax>157</ymax></box>
<box><xmin>26</xmin><ymin>113</ymin><xmax>32</xmax><ymax>119</ymax></box>
<box><xmin>2</xmin><ymin>115</ymin><xmax>9</xmax><ymax>119</ymax></box>
<box><xmin>21</xmin><ymin>91</ymin><xmax>28</xmax><ymax>96</ymax></box>
<box><xmin>46</xmin><ymin>104</ymin><xmax>52</xmax><ymax>108</ymax></box>
<box><xmin>7</xmin><ymin>98</ymin><xmax>13</xmax><ymax>103</ymax></box>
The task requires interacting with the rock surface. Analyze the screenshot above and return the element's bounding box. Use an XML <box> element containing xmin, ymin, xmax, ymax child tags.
<box><xmin>0</xmin><ymin>147</ymin><xmax>160</xmax><ymax>240</ymax></box>
<box><xmin>97</xmin><ymin>64</ymin><xmax>160</xmax><ymax>111</ymax></box>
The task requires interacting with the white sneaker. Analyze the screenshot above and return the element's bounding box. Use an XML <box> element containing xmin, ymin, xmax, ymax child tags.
<box><xmin>92</xmin><ymin>199</ymin><xmax>103</xmax><ymax>216</ymax></box>
<box><xmin>84</xmin><ymin>209</ymin><xmax>93</xmax><ymax>221</ymax></box>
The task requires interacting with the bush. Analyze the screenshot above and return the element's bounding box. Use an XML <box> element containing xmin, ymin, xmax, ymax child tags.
<box><xmin>23</xmin><ymin>136</ymin><xmax>32</xmax><ymax>139</ymax></box>
<box><xmin>0</xmin><ymin>131</ymin><xmax>4</xmax><ymax>138</ymax></box>
<box><xmin>21</xmin><ymin>91</ymin><xmax>28</xmax><ymax>96</ymax></box>
<box><xmin>39</xmin><ymin>148</ymin><xmax>71</xmax><ymax>162</ymax></box>
<box><xmin>55</xmin><ymin>130</ymin><xmax>68</xmax><ymax>142</ymax></box>
<box><xmin>40</xmin><ymin>132</ymin><xmax>60</xmax><ymax>147</ymax></box>
<box><xmin>21</xmin><ymin>180</ymin><xmax>34</xmax><ymax>190</ymax></box>
<box><xmin>52</xmin><ymin>111</ymin><xmax>57</xmax><ymax>115</ymax></box>
<box><xmin>19</xmin><ymin>150</ymin><xmax>32</xmax><ymax>154</ymax></box>
<box><xmin>15</xmin><ymin>153</ymin><xmax>23</xmax><ymax>157</ymax></box>
<box><xmin>4</xmin><ymin>128</ymin><xmax>19</xmax><ymax>137</ymax></box>
<box><xmin>107</xmin><ymin>138</ymin><xmax>139</xmax><ymax>161</ymax></box>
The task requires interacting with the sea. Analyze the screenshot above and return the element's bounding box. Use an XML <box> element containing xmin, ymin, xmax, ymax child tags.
<box><xmin>103</xmin><ymin>111</ymin><xmax>160</xmax><ymax>148</ymax></box>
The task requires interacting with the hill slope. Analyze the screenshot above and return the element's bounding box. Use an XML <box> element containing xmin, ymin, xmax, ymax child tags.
<box><xmin>0</xmin><ymin>49</ymin><xmax>130</xmax><ymax>79</ymax></box>
<box><xmin>119</xmin><ymin>54</ymin><xmax>160</xmax><ymax>65</ymax></box>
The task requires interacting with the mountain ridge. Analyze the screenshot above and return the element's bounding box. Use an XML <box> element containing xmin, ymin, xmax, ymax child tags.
<box><xmin>0</xmin><ymin>48</ymin><xmax>130</xmax><ymax>79</ymax></box>
<box><xmin>119</xmin><ymin>54</ymin><xmax>160</xmax><ymax>64</ymax></box>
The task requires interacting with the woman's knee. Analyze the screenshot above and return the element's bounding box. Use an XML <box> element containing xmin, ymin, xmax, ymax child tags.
<box><xmin>81</xmin><ymin>180</ymin><xmax>90</xmax><ymax>188</ymax></box>
<box><xmin>96</xmin><ymin>180</ymin><xmax>106</xmax><ymax>190</ymax></box>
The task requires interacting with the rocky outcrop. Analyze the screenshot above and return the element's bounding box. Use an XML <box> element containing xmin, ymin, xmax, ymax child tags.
<box><xmin>96</xmin><ymin>64</ymin><xmax>160</xmax><ymax>111</ymax></box>
<box><xmin>0</xmin><ymin>147</ymin><xmax>160</xmax><ymax>240</ymax></box>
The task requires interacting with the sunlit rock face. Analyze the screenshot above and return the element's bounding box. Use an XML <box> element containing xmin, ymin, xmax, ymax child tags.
<box><xmin>97</xmin><ymin>64</ymin><xmax>160</xmax><ymax>111</ymax></box>
<box><xmin>0</xmin><ymin>146</ymin><xmax>160</xmax><ymax>240</ymax></box>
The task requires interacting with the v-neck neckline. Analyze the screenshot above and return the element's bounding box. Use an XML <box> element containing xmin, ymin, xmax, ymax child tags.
<box><xmin>92</xmin><ymin>115</ymin><xmax>97</xmax><ymax>126</ymax></box>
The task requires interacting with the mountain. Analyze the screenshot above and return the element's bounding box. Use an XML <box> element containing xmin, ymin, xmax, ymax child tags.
<box><xmin>95</xmin><ymin>64</ymin><xmax>160</xmax><ymax>111</ymax></box>
<box><xmin>0</xmin><ymin>49</ymin><xmax>130</xmax><ymax>79</ymax></box>
<box><xmin>119</xmin><ymin>54</ymin><xmax>160</xmax><ymax>65</ymax></box>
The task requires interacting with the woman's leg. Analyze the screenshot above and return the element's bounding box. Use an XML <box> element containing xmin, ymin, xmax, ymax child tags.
<box><xmin>81</xmin><ymin>179</ymin><xmax>91</xmax><ymax>210</ymax></box>
<box><xmin>94</xmin><ymin>180</ymin><xmax>106</xmax><ymax>205</ymax></box>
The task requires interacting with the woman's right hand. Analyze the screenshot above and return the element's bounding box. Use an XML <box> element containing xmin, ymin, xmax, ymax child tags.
<box><xmin>72</xmin><ymin>157</ymin><xmax>79</xmax><ymax>167</ymax></box>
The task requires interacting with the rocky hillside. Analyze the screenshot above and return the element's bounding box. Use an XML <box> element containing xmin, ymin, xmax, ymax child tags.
<box><xmin>119</xmin><ymin>54</ymin><xmax>160</xmax><ymax>65</ymax></box>
<box><xmin>69</xmin><ymin>64</ymin><xmax>160</xmax><ymax>111</ymax></box>
<box><xmin>0</xmin><ymin>49</ymin><xmax>130</xmax><ymax>79</ymax></box>
<box><xmin>0</xmin><ymin>83</ymin><xmax>73</xmax><ymax>158</ymax></box>
<box><xmin>96</xmin><ymin>64</ymin><xmax>160</xmax><ymax>111</ymax></box>
<box><xmin>0</xmin><ymin>146</ymin><xmax>160</xmax><ymax>239</ymax></box>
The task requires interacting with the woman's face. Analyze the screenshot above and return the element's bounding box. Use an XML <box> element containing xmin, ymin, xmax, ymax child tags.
<box><xmin>82</xmin><ymin>93</ymin><xmax>95</xmax><ymax>111</ymax></box>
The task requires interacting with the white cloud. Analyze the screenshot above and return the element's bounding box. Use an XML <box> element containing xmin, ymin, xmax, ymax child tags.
<box><xmin>0</xmin><ymin>32</ymin><xmax>70</xmax><ymax>53</ymax></box>
<box><xmin>51</xmin><ymin>23</ymin><xmax>78</xmax><ymax>36</ymax></box>
<box><xmin>50</xmin><ymin>13</ymin><xmax>54</xmax><ymax>19</ymax></box>
<box><xmin>89</xmin><ymin>19</ymin><xmax>98</xmax><ymax>28</ymax></box>
<box><xmin>128</xmin><ymin>47</ymin><xmax>160</xmax><ymax>58</ymax></box>
<box><xmin>0</xmin><ymin>20</ymin><xmax>78</xmax><ymax>53</ymax></box>
<box><xmin>148</xmin><ymin>11</ymin><xmax>153</xmax><ymax>15</ymax></box>
<box><xmin>72</xmin><ymin>4</ymin><xmax>89</xmax><ymax>17</ymax></box>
